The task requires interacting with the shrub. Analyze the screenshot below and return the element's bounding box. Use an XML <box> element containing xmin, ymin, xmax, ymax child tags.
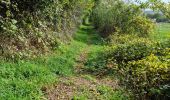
<box><xmin>90</xmin><ymin>37</ymin><xmax>170</xmax><ymax>99</ymax></box>
<box><xmin>158</xmin><ymin>39</ymin><xmax>170</xmax><ymax>48</ymax></box>
<box><xmin>82</xmin><ymin>46</ymin><xmax>118</xmax><ymax>76</ymax></box>
<box><xmin>91</xmin><ymin>0</ymin><xmax>154</xmax><ymax>37</ymax></box>
<box><xmin>152</xmin><ymin>40</ymin><xmax>170</xmax><ymax>58</ymax></box>
<box><xmin>108</xmin><ymin>34</ymin><xmax>154</xmax><ymax>45</ymax></box>
<box><xmin>131</xmin><ymin>16</ymin><xmax>155</xmax><ymax>36</ymax></box>
<box><xmin>124</xmin><ymin>54</ymin><xmax>170</xmax><ymax>99</ymax></box>
<box><xmin>0</xmin><ymin>0</ymin><xmax>93</xmax><ymax>60</ymax></box>
<box><xmin>107</xmin><ymin>40</ymin><xmax>154</xmax><ymax>63</ymax></box>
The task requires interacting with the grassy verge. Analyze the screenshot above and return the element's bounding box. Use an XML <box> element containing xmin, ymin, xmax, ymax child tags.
<box><xmin>151</xmin><ymin>23</ymin><xmax>170</xmax><ymax>42</ymax></box>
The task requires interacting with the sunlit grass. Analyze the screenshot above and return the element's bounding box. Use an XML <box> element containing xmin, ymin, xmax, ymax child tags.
<box><xmin>0</xmin><ymin>24</ymin><xmax>103</xmax><ymax>99</ymax></box>
<box><xmin>151</xmin><ymin>23</ymin><xmax>170</xmax><ymax>42</ymax></box>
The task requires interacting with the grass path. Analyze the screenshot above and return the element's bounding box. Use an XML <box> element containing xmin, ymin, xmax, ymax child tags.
<box><xmin>44</xmin><ymin>25</ymin><xmax>127</xmax><ymax>100</ymax></box>
<box><xmin>0</xmin><ymin>25</ymin><xmax>128</xmax><ymax>100</ymax></box>
<box><xmin>41</xmin><ymin>23</ymin><xmax>170</xmax><ymax>100</ymax></box>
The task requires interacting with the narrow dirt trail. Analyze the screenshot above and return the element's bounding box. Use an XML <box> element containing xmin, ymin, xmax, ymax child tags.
<box><xmin>44</xmin><ymin>25</ymin><xmax>119</xmax><ymax>100</ymax></box>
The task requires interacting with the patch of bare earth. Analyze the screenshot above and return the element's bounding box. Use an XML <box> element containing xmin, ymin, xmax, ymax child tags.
<box><xmin>74</xmin><ymin>47</ymin><xmax>90</xmax><ymax>74</ymax></box>
<box><xmin>44</xmin><ymin>47</ymin><xmax>119</xmax><ymax>100</ymax></box>
<box><xmin>44</xmin><ymin>76</ymin><xmax>119</xmax><ymax>100</ymax></box>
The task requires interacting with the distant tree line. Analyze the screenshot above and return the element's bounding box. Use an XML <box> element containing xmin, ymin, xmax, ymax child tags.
<box><xmin>146</xmin><ymin>13</ymin><xmax>170</xmax><ymax>23</ymax></box>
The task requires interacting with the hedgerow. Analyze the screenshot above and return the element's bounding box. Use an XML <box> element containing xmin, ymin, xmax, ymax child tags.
<box><xmin>83</xmin><ymin>33</ymin><xmax>170</xmax><ymax>99</ymax></box>
<box><xmin>0</xmin><ymin>0</ymin><xmax>93</xmax><ymax>60</ymax></box>
<box><xmin>91</xmin><ymin>0</ymin><xmax>154</xmax><ymax>37</ymax></box>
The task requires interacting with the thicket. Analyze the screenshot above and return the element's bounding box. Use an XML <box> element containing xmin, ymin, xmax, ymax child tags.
<box><xmin>86</xmin><ymin>0</ymin><xmax>170</xmax><ymax>99</ymax></box>
<box><xmin>112</xmin><ymin>41</ymin><xmax>170</xmax><ymax>99</ymax></box>
<box><xmin>91</xmin><ymin>0</ymin><xmax>154</xmax><ymax>37</ymax></box>
<box><xmin>84</xmin><ymin>34</ymin><xmax>170</xmax><ymax>99</ymax></box>
<box><xmin>0</xmin><ymin>0</ymin><xmax>92</xmax><ymax>60</ymax></box>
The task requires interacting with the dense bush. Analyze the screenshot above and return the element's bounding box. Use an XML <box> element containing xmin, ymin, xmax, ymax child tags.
<box><xmin>108</xmin><ymin>34</ymin><xmax>153</xmax><ymax>45</ymax></box>
<box><xmin>91</xmin><ymin>0</ymin><xmax>154</xmax><ymax>37</ymax></box>
<box><xmin>105</xmin><ymin>39</ymin><xmax>170</xmax><ymax>99</ymax></box>
<box><xmin>85</xmin><ymin>32</ymin><xmax>170</xmax><ymax>99</ymax></box>
<box><xmin>106</xmin><ymin>36</ymin><xmax>170</xmax><ymax>63</ymax></box>
<box><xmin>107</xmin><ymin>40</ymin><xmax>154</xmax><ymax>64</ymax></box>
<box><xmin>0</xmin><ymin>0</ymin><xmax>93</xmax><ymax>60</ymax></box>
<box><xmin>84</xmin><ymin>50</ymin><xmax>117</xmax><ymax>76</ymax></box>
<box><xmin>125</xmin><ymin>54</ymin><xmax>170</xmax><ymax>99</ymax></box>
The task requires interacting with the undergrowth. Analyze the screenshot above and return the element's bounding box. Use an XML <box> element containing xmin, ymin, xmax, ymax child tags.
<box><xmin>0</xmin><ymin>24</ymin><xmax>132</xmax><ymax>99</ymax></box>
<box><xmin>0</xmin><ymin>40</ymin><xmax>87</xmax><ymax>99</ymax></box>
<box><xmin>0</xmin><ymin>25</ymin><xmax>89</xmax><ymax>99</ymax></box>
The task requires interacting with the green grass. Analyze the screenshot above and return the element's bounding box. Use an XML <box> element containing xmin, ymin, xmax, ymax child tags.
<box><xmin>0</xmin><ymin>24</ymin><xmax>104</xmax><ymax>99</ymax></box>
<box><xmin>0</xmin><ymin>61</ymin><xmax>55</xmax><ymax>99</ymax></box>
<box><xmin>0</xmin><ymin>41</ymin><xmax>88</xmax><ymax>99</ymax></box>
<box><xmin>73</xmin><ymin>85</ymin><xmax>129</xmax><ymax>100</ymax></box>
<box><xmin>0</xmin><ymin>31</ymin><xmax>84</xmax><ymax>99</ymax></box>
<box><xmin>0</xmin><ymin>23</ymin><xmax>131</xmax><ymax>99</ymax></box>
<box><xmin>151</xmin><ymin>23</ymin><xmax>170</xmax><ymax>42</ymax></box>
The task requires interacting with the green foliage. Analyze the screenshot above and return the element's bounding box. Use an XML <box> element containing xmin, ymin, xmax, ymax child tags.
<box><xmin>0</xmin><ymin>61</ymin><xmax>56</xmax><ymax>99</ymax></box>
<box><xmin>75</xmin><ymin>25</ymin><xmax>111</xmax><ymax>76</ymax></box>
<box><xmin>0</xmin><ymin>0</ymin><xmax>93</xmax><ymax>60</ymax></box>
<box><xmin>146</xmin><ymin>13</ymin><xmax>170</xmax><ymax>22</ymax></box>
<box><xmin>46</xmin><ymin>40</ymin><xmax>87</xmax><ymax>76</ymax></box>
<box><xmin>84</xmin><ymin>30</ymin><xmax>170</xmax><ymax>99</ymax></box>
<box><xmin>109</xmin><ymin>34</ymin><xmax>152</xmax><ymax>45</ymax></box>
<box><xmin>149</xmin><ymin>1</ymin><xmax>170</xmax><ymax>19</ymax></box>
<box><xmin>84</xmin><ymin>46</ymin><xmax>116</xmax><ymax>76</ymax></box>
<box><xmin>131</xmin><ymin>16</ymin><xmax>155</xmax><ymax>36</ymax></box>
<box><xmin>107</xmin><ymin>40</ymin><xmax>155</xmax><ymax>64</ymax></box>
<box><xmin>0</xmin><ymin>37</ymin><xmax>87</xmax><ymax>99</ymax></box>
<box><xmin>91</xmin><ymin>0</ymin><xmax>154</xmax><ymax>37</ymax></box>
<box><xmin>0</xmin><ymin>23</ymin><xmax>105</xmax><ymax>99</ymax></box>
<box><xmin>106</xmin><ymin>39</ymin><xmax>170</xmax><ymax>99</ymax></box>
<box><xmin>73</xmin><ymin>85</ymin><xmax>131</xmax><ymax>100</ymax></box>
<box><xmin>151</xmin><ymin>23</ymin><xmax>170</xmax><ymax>42</ymax></box>
<box><xmin>0</xmin><ymin>1</ymin><xmax>169</xmax><ymax>100</ymax></box>
<box><xmin>125</xmin><ymin>54</ymin><xmax>170</xmax><ymax>99</ymax></box>
<box><xmin>97</xmin><ymin>85</ymin><xmax>130</xmax><ymax>100</ymax></box>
